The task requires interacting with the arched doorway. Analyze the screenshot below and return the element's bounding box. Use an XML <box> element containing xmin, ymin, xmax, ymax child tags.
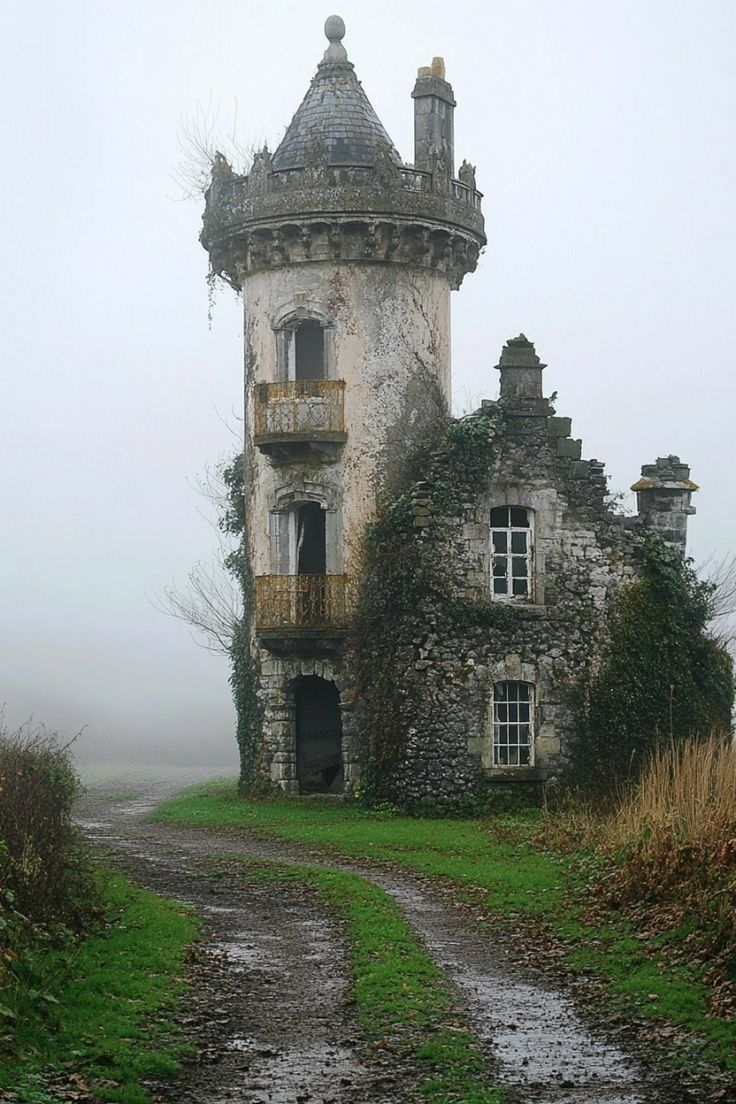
<box><xmin>295</xmin><ymin>676</ymin><xmax>343</xmax><ymax>794</ymax></box>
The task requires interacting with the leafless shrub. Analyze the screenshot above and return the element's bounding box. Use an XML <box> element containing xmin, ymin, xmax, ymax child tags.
<box><xmin>171</xmin><ymin>96</ymin><xmax>259</xmax><ymax>200</ymax></box>
<box><xmin>0</xmin><ymin>719</ymin><xmax>94</xmax><ymax>927</ymax></box>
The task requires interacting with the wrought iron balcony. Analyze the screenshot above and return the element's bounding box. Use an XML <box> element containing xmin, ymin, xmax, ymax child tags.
<box><xmin>253</xmin><ymin>380</ymin><xmax>346</xmax><ymax>460</ymax></box>
<box><xmin>255</xmin><ymin>574</ymin><xmax>350</xmax><ymax>641</ymax></box>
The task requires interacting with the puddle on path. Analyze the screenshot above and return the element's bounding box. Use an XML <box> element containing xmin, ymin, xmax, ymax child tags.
<box><xmin>77</xmin><ymin>775</ymin><xmax>656</xmax><ymax>1104</ymax></box>
<box><xmin>77</xmin><ymin>780</ymin><xmax>402</xmax><ymax>1104</ymax></box>
<box><xmin>370</xmin><ymin>876</ymin><xmax>646</xmax><ymax>1103</ymax></box>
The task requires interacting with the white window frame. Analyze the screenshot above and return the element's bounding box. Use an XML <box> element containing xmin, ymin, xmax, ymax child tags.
<box><xmin>492</xmin><ymin>681</ymin><xmax>535</xmax><ymax>767</ymax></box>
<box><xmin>490</xmin><ymin>505</ymin><xmax>534</xmax><ymax>600</ymax></box>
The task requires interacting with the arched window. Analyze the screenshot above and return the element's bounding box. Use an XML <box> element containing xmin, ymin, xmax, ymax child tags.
<box><xmin>275</xmin><ymin>313</ymin><xmax>332</xmax><ymax>381</ymax></box>
<box><xmin>492</xmin><ymin>681</ymin><xmax>534</xmax><ymax>767</ymax></box>
<box><xmin>273</xmin><ymin>501</ymin><xmax>328</xmax><ymax>575</ymax></box>
<box><xmin>490</xmin><ymin>506</ymin><xmax>533</xmax><ymax>599</ymax></box>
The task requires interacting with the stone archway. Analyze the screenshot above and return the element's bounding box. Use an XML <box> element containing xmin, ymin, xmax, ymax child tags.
<box><xmin>294</xmin><ymin>676</ymin><xmax>343</xmax><ymax>794</ymax></box>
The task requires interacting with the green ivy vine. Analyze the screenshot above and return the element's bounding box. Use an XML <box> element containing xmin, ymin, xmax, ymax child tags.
<box><xmin>571</xmin><ymin>535</ymin><xmax>734</xmax><ymax>793</ymax></box>
<box><xmin>220</xmin><ymin>454</ymin><xmax>265</xmax><ymax>793</ymax></box>
<box><xmin>350</xmin><ymin>405</ymin><xmax>513</xmax><ymax>806</ymax></box>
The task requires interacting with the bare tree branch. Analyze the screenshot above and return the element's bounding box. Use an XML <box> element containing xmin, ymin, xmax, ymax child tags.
<box><xmin>700</xmin><ymin>552</ymin><xmax>736</xmax><ymax>653</ymax></box>
<box><xmin>170</xmin><ymin>95</ymin><xmax>259</xmax><ymax>200</ymax></box>
<box><xmin>154</xmin><ymin>554</ymin><xmax>242</xmax><ymax>655</ymax></box>
<box><xmin>154</xmin><ymin>455</ymin><xmax>244</xmax><ymax>654</ymax></box>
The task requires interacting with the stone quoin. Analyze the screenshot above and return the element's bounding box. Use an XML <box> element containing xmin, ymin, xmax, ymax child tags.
<box><xmin>201</xmin><ymin>17</ymin><xmax>697</xmax><ymax>798</ymax></box>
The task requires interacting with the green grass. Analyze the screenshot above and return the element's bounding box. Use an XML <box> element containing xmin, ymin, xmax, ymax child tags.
<box><xmin>154</xmin><ymin>780</ymin><xmax>563</xmax><ymax>914</ymax></box>
<box><xmin>228</xmin><ymin>856</ymin><xmax>501</xmax><ymax>1103</ymax></box>
<box><xmin>1</xmin><ymin>872</ymin><xmax>199</xmax><ymax>1104</ymax></box>
<box><xmin>155</xmin><ymin>779</ymin><xmax>736</xmax><ymax>1070</ymax></box>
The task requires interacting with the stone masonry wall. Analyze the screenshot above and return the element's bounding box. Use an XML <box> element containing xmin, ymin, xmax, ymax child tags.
<box><xmin>375</xmin><ymin>388</ymin><xmax>646</xmax><ymax>807</ymax></box>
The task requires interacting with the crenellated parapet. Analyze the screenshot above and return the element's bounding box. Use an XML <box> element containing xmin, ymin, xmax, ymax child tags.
<box><xmin>202</xmin><ymin>151</ymin><xmax>484</xmax><ymax>288</ymax></box>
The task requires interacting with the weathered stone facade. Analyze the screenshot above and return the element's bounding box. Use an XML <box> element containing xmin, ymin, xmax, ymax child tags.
<box><xmin>201</xmin><ymin>19</ymin><xmax>698</xmax><ymax>801</ymax></box>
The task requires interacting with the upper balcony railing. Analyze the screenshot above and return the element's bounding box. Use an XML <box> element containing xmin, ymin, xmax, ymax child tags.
<box><xmin>255</xmin><ymin>574</ymin><xmax>350</xmax><ymax>633</ymax></box>
<box><xmin>253</xmin><ymin>380</ymin><xmax>346</xmax><ymax>449</ymax></box>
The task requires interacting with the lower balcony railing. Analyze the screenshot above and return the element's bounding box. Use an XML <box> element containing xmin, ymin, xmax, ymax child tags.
<box><xmin>253</xmin><ymin>380</ymin><xmax>346</xmax><ymax>443</ymax></box>
<box><xmin>255</xmin><ymin>574</ymin><xmax>349</xmax><ymax>632</ymax></box>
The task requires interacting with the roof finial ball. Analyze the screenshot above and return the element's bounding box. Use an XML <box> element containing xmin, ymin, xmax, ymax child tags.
<box><xmin>322</xmin><ymin>14</ymin><xmax>348</xmax><ymax>63</ymax></box>
<box><xmin>325</xmin><ymin>14</ymin><xmax>345</xmax><ymax>40</ymax></box>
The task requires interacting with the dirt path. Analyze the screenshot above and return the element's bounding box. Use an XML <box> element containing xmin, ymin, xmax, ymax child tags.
<box><xmin>78</xmin><ymin>772</ymin><xmax>411</xmax><ymax>1104</ymax></box>
<box><xmin>77</xmin><ymin>772</ymin><xmax>706</xmax><ymax>1104</ymax></box>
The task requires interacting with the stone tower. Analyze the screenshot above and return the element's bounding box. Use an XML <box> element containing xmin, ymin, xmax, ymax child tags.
<box><xmin>201</xmin><ymin>16</ymin><xmax>485</xmax><ymax>793</ymax></box>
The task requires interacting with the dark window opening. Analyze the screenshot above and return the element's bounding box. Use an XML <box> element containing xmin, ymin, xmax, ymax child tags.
<box><xmin>296</xmin><ymin>503</ymin><xmax>326</xmax><ymax>575</ymax></box>
<box><xmin>295</xmin><ymin>503</ymin><xmax>327</xmax><ymax>625</ymax></box>
<box><xmin>295</xmin><ymin>677</ymin><xmax>343</xmax><ymax>794</ymax></box>
<box><xmin>295</xmin><ymin>321</ymin><xmax>326</xmax><ymax>380</ymax></box>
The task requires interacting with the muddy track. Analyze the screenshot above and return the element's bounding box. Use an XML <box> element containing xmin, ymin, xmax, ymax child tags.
<box><xmin>77</xmin><ymin>773</ymin><xmax>722</xmax><ymax>1104</ymax></box>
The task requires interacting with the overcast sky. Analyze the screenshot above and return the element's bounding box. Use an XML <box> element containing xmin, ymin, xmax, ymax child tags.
<box><xmin>1</xmin><ymin>0</ymin><xmax>734</xmax><ymax>767</ymax></box>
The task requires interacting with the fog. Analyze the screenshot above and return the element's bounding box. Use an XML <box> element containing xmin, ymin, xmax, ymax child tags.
<box><xmin>1</xmin><ymin>0</ymin><xmax>734</xmax><ymax>768</ymax></box>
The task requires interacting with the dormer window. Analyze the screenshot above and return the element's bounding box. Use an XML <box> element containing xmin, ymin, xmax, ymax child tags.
<box><xmin>491</xmin><ymin>506</ymin><xmax>533</xmax><ymax>599</ymax></box>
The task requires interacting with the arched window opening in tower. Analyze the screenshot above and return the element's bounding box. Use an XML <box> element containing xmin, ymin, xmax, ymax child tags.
<box><xmin>490</xmin><ymin>506</ymin><xmax>533</xmax><ymax>599</ymax></box>
<box><xmin>493</xmin><ymin>681</ymin><xmax>534</xmax><ymax>767</ymax></box>
<box><xmin>294</xmin><ymin>676</ymin><xmax>343</xmax><ymax>793</ymax></box>
<box><xmin>295</xmin><ymin>502</ymin><xmax>326</xmax><ymax>575</ymax></box>
<box><xmin>294</xmin><ymin>320</ymin><xmax>326</xmax><ymax>380</ymax></box>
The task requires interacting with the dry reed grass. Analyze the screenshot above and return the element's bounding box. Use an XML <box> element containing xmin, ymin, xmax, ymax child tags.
<box><xmin>538</xmin><ymin>737</ymin><xmax>736</xmax><ymax>1009</ymax></box>
<box><xmin>607</xmin><ymin>735</ymin><xmax>736</xmax><ymax>853</ymax></box>
<box><xmin>599</xmin><ymin>736</ymin><xmax>736</xmax><ymax>1010</ymax></box>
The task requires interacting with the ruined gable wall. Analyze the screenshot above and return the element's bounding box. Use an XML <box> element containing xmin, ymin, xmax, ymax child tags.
<box><xmin>383</xmin><ymin>400</ymin><xmax>643</xmax><ymax>807</ymax></box>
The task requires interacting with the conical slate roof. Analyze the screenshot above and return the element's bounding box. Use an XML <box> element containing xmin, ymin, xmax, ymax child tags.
<box><xmin>272</xmin><ymin>16</ymin><xmax>401</xmax><ymax>171</ymax></box>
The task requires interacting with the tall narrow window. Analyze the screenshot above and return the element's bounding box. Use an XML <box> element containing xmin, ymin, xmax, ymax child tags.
<box><xmin>295</xmin><ymin>502</ymin><xmax>326</xmax><ymax>575</ymax></box>
<box><xmin>493</xmin><ymin>682</ymin><xmax>534</xmax><ymax>766</ymax></box>
<box><xmin>490</xmin><ymin>506</ymin><xmax>533</xmax><ymax>599</ymax></box>
<box><xmin>294</xmin><ymin>321</ymin><xmax>326</xmax><ymax>380</ymax></box>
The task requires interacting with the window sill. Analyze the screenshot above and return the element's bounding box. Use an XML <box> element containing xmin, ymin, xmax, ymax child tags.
<box><xmin>490</xmin><ymin>600</ymin><xmax>546</xmax><ymax>616</ymax></box>
<box><xmin>486</xmin><ymin>765</ymin><xmax>548</xmax><ymax>782</ymax></box>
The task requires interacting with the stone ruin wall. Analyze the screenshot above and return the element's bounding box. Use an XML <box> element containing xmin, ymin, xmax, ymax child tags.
<box><xmin>384</xmin><ymin>398</ymin><xmax>646</xmax><ymax>806</ymax></box>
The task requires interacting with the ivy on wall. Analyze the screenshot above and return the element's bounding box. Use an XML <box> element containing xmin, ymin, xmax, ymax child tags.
<box><xmin>220</xmin><ymin>455</ymin><xmax>265</xmax><ymax>794</ymax></box>
<box><xmin>350</xmin><ymin>405</ymin><xmax>513</xmax><ymax>806</ymax></box>
<box><xmin>571</xmin><ymin>536</ymin><xmax>734</xmax><ymax>794</ymax></box>
<box><xmin>219</xmin><ymin>422</ymin><xmax>733</xmax><ymax>808</ymax></box>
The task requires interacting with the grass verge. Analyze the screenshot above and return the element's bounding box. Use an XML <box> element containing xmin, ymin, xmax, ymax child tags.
<box><xmin>155</xmin><ymin>780</ymin><xmax>736</xmax><ymax>1071</ymax></box>
<box><xmin>228</xmin><ymin>856</ymin><xmax>501</xmax><ymax>1103</ymax></box>
<box><xmin>1</xmin><ymin>871</ymin><xmax>199</xmax><ymax>1104</ymax></box>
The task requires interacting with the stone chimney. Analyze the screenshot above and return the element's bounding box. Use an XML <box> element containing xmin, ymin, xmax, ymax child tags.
<box><xmin>412</xmin><ymin>57</ymin><xmax>456</xmax><ymax>176</ymax></box>
<box><xmin>631</xmin><ymin>456</ymin><xmax>698</xmax><ymax>552</ymax></box>
<box><xmin>495</xmin><ymin>334</ymin><xmax>546</xmax><ymax>402</ymax></box>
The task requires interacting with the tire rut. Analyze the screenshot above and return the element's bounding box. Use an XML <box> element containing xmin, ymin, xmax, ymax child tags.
<box><xmin>77</xmin><ymin>772</ymin><xmax>700</xmax><ymax>1104</ymax></box>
